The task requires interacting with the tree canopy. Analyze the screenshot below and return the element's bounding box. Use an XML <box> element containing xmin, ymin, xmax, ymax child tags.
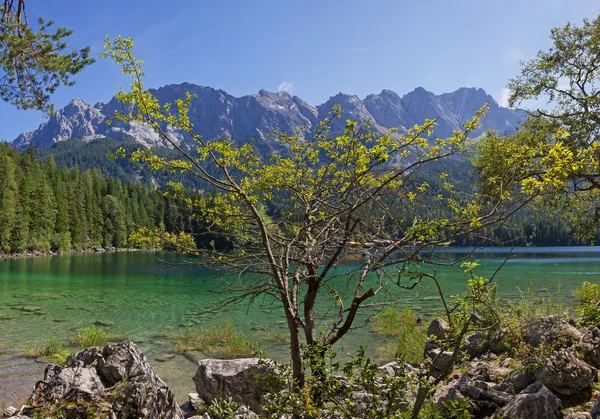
<box><xmin>475</xmin><ymin>14</ymin><xmax>600</xmax><ymax>241</ymax></box>
<box><xmin>0</xmin><ymin>0</ymin><xmax>94</xmax><ymax>113</ymax></box>
<box><xmin>101</xmin><ymin>36</ymin><xmax>536</xmax><ymax>387</ymax></box>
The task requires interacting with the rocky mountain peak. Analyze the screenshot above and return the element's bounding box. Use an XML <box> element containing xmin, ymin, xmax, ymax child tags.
<box><xmin>10</xmin><ymin>83</ymin><xmax>524</xmax><ymax>151</ymax></box>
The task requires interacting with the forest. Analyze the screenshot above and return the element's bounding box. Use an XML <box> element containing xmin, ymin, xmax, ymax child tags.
<box><xmin>0</xmin><ymin>138</ymin><xmax>592</xmax><ymax>256</ymax></box>
<box><xmin>0</xmin><ymin>143</ymin><xmax>201</xmax><ymax>254</ymax></box>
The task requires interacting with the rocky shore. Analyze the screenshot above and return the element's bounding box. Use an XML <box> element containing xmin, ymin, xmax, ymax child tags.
<box><xmin>0</xmin><ymin>247</ymin><xmax>155</xmax><ymax>260</ymax></box>
<box><xmin>5</xmin><ymin>314</ymin><xmax>600</xmax><ymax>418</ymax></box>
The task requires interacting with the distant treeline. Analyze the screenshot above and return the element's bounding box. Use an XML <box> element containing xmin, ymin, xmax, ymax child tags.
<box><xmin>0</xmin><ymin>140</ymin><xmax>593</xmax><ymax>255</ymax></box>
<box><xmin>0</xmin><ymin>144</ymin><xmax>220</xmax><ymax>254</ymax></box>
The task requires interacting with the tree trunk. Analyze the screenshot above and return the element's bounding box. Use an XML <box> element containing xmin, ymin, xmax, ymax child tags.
<box><xmin>287</xmin><ymin>315</ymin><xmax>305</xmax><ymax>389</ymax></box>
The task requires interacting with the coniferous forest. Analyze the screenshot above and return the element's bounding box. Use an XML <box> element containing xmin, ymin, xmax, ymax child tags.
<box><xmin>0</xmin><ymin>143</ymin><xmax>202</xmax><ymax>254</ymax></box>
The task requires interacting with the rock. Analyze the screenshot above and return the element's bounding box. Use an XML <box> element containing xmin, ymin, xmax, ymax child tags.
<box><xmin>462</xmin><ymin>332</ymin><xmax>488</xmax><ymax>358</ymax></box>
<box><xmin>435</xmin><ymin>375</ymin><xmax>513</xmax><ymax>417</ymax></box>
<box><xmin>193</xmin><ymin>358</ymin><xmax>279</xmax><ymax>412</ymax></box>
<box><xmin>155</xmin><ymin>354</ymin><xmax>176</xmax><ymax>362</ymax></box>
<box><xmin>522</xmin><ymin>315</ymin><xmax>582</xmax><ymax>347</ymax></box>
<box><xmin>427</xmin><ymin>317</ymin><xmax>450</xmax><ymax>340</ymax></box>
<box><xmin>378</xmin><ymin>361</ymin><xmax>419</xmax><ymax>377</ymax></box>
<box><xmin>490</xmin><ymin>330</ymin><xmax>508</xmax><ymax>354</ymax></box>
<box><xmin>566</xmin><ymin>413</ymin><xmax>592</xmax><ymax>419</ymax></box>
<box><xmin>503</xmin><ymin>369</ymin><xmax>535</xmax><ymax>393</ymax></box>
<box><xmin>19</xmin><ymin>342</ymin><xmax>183</xmax><ymax>419</ymax></box>
<box><xmin>427</xmin><ymin>348</ymin><xmax>454</xmax><ymax>375</ymax></box>
<box><xmin>92</xmin><ymin>320</ymin><xmax>114</xmax><ymax>327</ymax></box>
<box><xmin>20</xmin><ymin>306</ymin><xmax>41</xmax><ymax>312</ymax></box>
<box><xmin>188</xmin><ymin>393</ymin><xmax>206</xmax><ymax>414</ymax></box>
<box><xmin>535</xmin><ymin>348</ymin><xmax>596</xmax><ymax>396</ymax></box>
<box><xmin>494</xmin><ymin>382</ymin><xmax>562</xmax><ymax>419</ymax></box>
<box><xmin>234</xmin><ymin>405</ymin><xmax>259</xmax><ymax>418</ymax></box>
<box><xmin>577</xmin><ymin>326</ymin><xmax>600</xmax><ymax>369</ymax></box>
<box><xmin>3</xmin><ymin>406</ymin><xmax>18</xmax><ymax>417</ymax></box>
<box><xmin>379</xmin><ymin>361</ymin><xmax>399</xmax><ymax>377</ymax></box>
<box><xmin>592</xmin><ymin>395</ymin><xmax>600</xmax><ymax>419</ymax></box>
<box><xmin>468</xmin><ymin>361</ymin><xmax>511</xmax><ymax>383</ymax></box>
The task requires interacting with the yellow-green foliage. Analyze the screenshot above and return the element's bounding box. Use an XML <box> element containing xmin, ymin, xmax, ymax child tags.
<box><xmin>25</xmin><ymin>336</ymin><xmax>74</xmax><ymax>366</ymax></box>
<box><xmin>174</xmin><ymin>320</ymin><xmax>260</xmax><ymax>358</ymax></box>
<box><xmin>372</xmin><ymin>307</ymin><xmax>428</xmax><ymax>363</ymax></box>
<box><xmin>575</xmin><ymin>281</ymin><xmax>600</xmax><ymax>327</ymax></box>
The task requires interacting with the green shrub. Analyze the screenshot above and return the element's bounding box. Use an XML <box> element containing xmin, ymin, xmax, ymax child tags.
<box><xmin>25</xmin><ymin>337</ymin><xmax>74</xmax><ymax>366</ymax></box>
<box><xmin>501</xmin><ymin>285</ymin><xmax>566</xmax><ymax>323</ymax></box>
<box><xmin>574</xmin><ymin>281</ymin><xmax>600</xmax><ymax>327</ymax></box>
<box><xmin>174</xmin><ymin>320</ymin><xmax>260</xmax><ymax>358</ymax></box>
<box><xmin>206</xmin><ymin>396</ymin><xmax>242</xmax><ymax>419</ymax></box>
<box><xmin>263</xmin><ymin>346</ymin><xmax>422</xmax><ymax>418</ymax></box>
<box><xmin>74</xmin><ymin>326</ymin><xmax>107</xmax><ymax>347</ymax></box>
<box><xmin>372</xmin><ymin>307</ymin><xmax>428</xmax><ymax>363</ymax></box>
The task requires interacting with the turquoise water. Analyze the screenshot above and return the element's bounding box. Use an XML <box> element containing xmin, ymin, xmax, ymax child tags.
<box><xmin>0</xmin><ymin>248</ymin><xmax>599</xmax><ymax>402</ymax></box>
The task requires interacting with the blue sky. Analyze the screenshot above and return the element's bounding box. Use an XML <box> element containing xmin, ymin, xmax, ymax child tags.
<box><xmin>1</xmin><ymin>0</ymin><xmax>599</xmax><ymax>141</ymax></box>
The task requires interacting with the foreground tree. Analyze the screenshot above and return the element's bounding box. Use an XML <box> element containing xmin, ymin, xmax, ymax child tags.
<box><xmin>102</xmin><ymin>37</ymin><xmax>534</xmax><ymax>387</ymax></box>
<box><xmin>0</xmin><ymin>0</ymin><xmax>94</xmax><ymax>113</ymax></box>
<box><xmin>476</xmin><ymin>14</ymin><xmax>600</xmax><ymax>240</ymax></box>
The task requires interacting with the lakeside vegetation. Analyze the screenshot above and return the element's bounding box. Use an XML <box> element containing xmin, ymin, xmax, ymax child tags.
<box><xmin>0</xmin><ymin>143</ymin><xmax>232</xmax><ymax>254</ymax></box>
<box><xmin>2</xmin><ymin>0</ymin><xmax>600</xmax><ymax>417</ymax></box>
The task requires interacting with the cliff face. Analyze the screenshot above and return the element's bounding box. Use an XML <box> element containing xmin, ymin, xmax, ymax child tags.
<box><xmin>12</xmin><ymin>84</ymin><xmax>523</xmax><ymax>151</ymax></box>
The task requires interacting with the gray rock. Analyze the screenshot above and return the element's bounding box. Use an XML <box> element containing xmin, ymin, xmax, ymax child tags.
<box><xmin>427</xmin><ymin>317</ymin><xmax>450</xmax><ymax>340</ymax></box>
<box><xmin>467</xmin><ymin>360</ymin><xmax>511</xmax><ymax>383</ymax></box>
<box><xmin>233</xmin><ymin>405</ymin><xmax>259</xmax><ymax>418</ymax></box>
<box><xmin>489</xmin><ymin>330</ymin><xmax>508</xmax><ymax>354</ymax></box>
<box><xmin>535</xmin><ymin>348</ymin><xmax>596</xmax><ymax>396</ymax></box>
<box><xmin>494</xmin><ymin>382</ymin><xmax>562</xmax><ymax>419</ymax></box>
<box><xmin>462</xmin><ymin>332</ymin><xmax>488</xmax><ymax>358</ymax></box>
<box><xmin>20</xmin><ymin>342</ymin><xmax>183</xmax><ymax>419</ymax></box>
<box><xmin>577</xmin><ymin>326</ymin><xmax>600</xmax><ymax>369</ymax></box>
<box><xmin>566</xmin><ymin>413</ymin><xmax>592</xmax><ymax>419</ymax></box>
<box><xmin>435</xmin><ymin>375</ymin><xmax>513</xmax><ymax>417</ymax></box>
<box><xmin>592</xmin><ymin>395</ymin><xmax>600</xmax><ymax>419</ymax></box>
<box><xmin>503</xmin><ymin>369</ymin><xmax>535</xmax><ymax>393</ymax></box>
<box><xmin>522</xmin><ymin>316</ymin><xmax>582</xmax><ymax>348</ymax></box>
<box><xmin>428</xmin><ymin>348</ymin><xmax>454</xmax><ymax>374</ymax></box>
<box><xmin>188</xmin><ymin>392</ymin><xmax>206</xmax><ymax>414</ymax></box>
<box><xmin>3</xmin><ymin>406</ymin><xmax>17</xmax><ymax>417</ymax></box>
<box><xmin>11</xmin><ymin>84</ymin><xmax>523</xmax><ymax>157</ymax></box>
<box><xmin>193</xmin><ymin>358</ymin><xmax>278</xmax><ymax>413</ymax></box>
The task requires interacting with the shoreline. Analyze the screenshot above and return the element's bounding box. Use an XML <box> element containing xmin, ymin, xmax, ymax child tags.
<box><xmin>0</xmin><ymin>247</ymin><xmax>157</xmax><ymax>261</ymax></box>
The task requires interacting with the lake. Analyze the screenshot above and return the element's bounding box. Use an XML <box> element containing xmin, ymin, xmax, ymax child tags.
<box><xmin>1</xmin><ymin>247</ymin><xmax>599</xmax><ymax>403</ymax></box>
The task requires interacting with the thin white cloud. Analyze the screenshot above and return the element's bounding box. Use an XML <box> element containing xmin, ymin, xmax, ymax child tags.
<box><xmin>498</xmin><ymin>88</ymin><xmax>511</xmax><ymax>107</ymax></box>
<box><xmin>278</xmin><ymin>82</ymin><xmax>295</xmax><ymax>95</ymax></box>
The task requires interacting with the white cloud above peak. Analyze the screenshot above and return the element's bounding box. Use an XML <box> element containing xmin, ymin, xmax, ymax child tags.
<box><xmin>498</xmin><ymin>88</ymin><xmax>511</xmax><ymax>107</ymax></box>
<box><xmin>278</xmin><ymin>82</ymin><xmax>295</xmax><ymax>95</ymax></box>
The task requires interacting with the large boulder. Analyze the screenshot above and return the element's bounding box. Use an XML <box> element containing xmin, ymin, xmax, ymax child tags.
<box><xmin>494</xmin><ymin>382</ymin><xmax>563</xmax><ymax>419</ymax></box>
<box><xmin>193</xmin><ymin>358</ymin><xmax>278</xmax><ymax>412</ymax></box>
<box><xmin>19</xmin><ymin>342</ymin><xmax>183</xmax><ymax>419</ymax></box>
<box><xmin>577</xmin><ymin>326</ymin><xmax>600</xmax><ymax>369</ymax></box>
<box><xmin>435</xmin><ymin>375</ymin><xmax>514</xmax><ymax>418</ymax></box>
<box><xmin>503</xmin><ymin>369</ymin><xmax>535</xmax><ymax>393</ymax></box>
<box><xmin>522</xmin><ymin>316</ymin><xmax>582</xmax><ymax>348</ymax></box>
<box><xmin>535</xmin><ymin>348</ymin><xmax>596</xmax><ymax>396</ymax></box>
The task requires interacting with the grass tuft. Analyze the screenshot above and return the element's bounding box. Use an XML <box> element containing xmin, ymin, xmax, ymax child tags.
<box><xmin>73</xmin><ymin>325</ymin><xmax>107</xmax><ymax>347</ymax></box>
<box><xmin>174</xmin><ymin>320</ymin><xmax>261</xmax><ymax>358</ymax></box>
<box><xmin>372</xmin><ymin>307</ymin><xmax>428</xmax><ymax>363</ymax></box>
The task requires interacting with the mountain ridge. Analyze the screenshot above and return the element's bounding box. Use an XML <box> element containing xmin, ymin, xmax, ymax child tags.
<box><xmin>11</xmin><ymin>84</ymin><xmax>523</xmax><ymax>151</ymax></box>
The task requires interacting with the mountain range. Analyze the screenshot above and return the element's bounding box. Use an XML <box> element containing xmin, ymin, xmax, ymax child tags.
<box><xmin>11</xmin><ymin>84</ymin><xmax>523</xmax><ymax>151</ymax></box>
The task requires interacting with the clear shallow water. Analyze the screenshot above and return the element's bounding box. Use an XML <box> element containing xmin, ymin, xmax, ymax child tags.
<box><xmin>0</xmin><ymin>248</ymin><xmax>599</xmax><ymax>402</ymax></box>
